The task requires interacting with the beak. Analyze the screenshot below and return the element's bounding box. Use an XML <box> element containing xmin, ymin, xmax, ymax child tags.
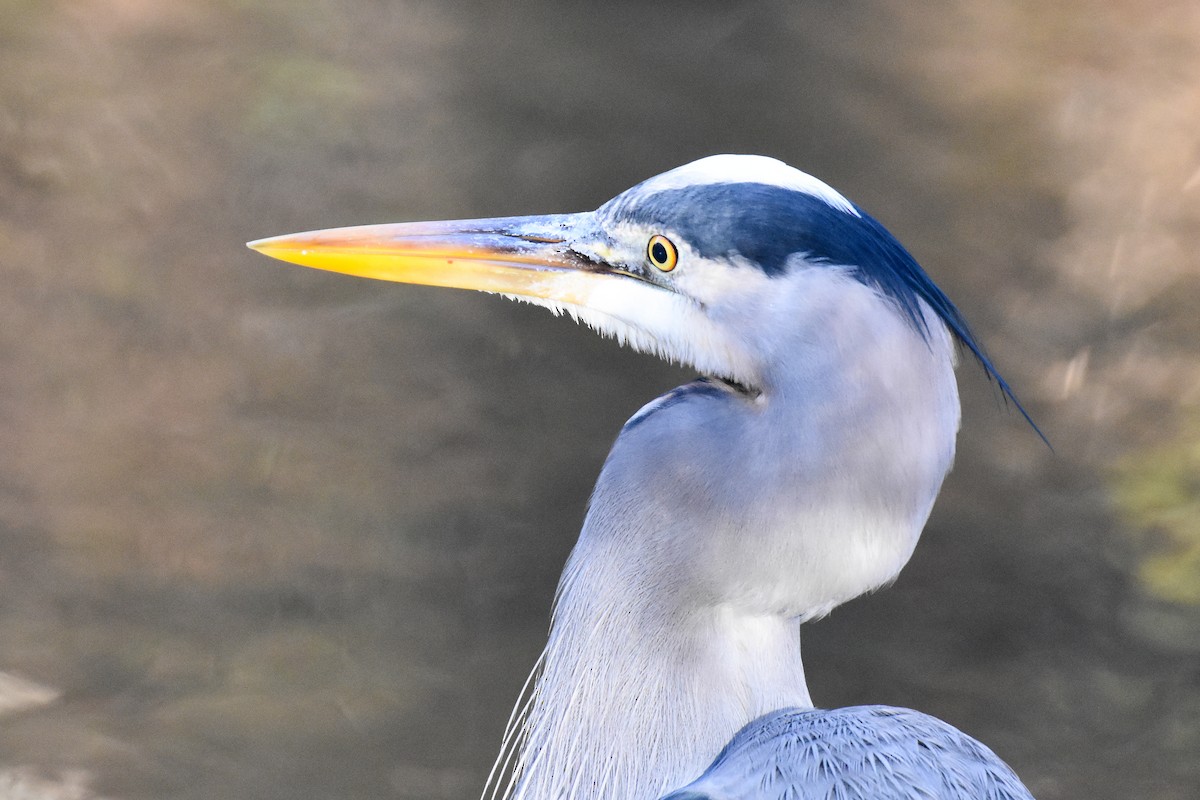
<box><xmin>247</xmin><ymin>213</ymin><xmax>623</xmax><ymax>306</ymax></box>
<box><xmin>249</xmin><ymin>212</ymin><xmax>756</xmax><ymax>390</ymax></box>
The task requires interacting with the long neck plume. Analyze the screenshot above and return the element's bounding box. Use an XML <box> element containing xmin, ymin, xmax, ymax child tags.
<box><xmin>491</xmin><ymin>536</ymin><xmax>812</xmax><ymax>800</ymax></box>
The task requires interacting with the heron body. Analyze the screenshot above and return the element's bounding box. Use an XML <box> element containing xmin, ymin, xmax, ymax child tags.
<box><xmin>663</xmin><ymin>707</ymin><xmax>1032</xmax><ymax>800</ymax></box>
<box><xmin>250</xmin><ymin>155</ymin><xmax>1037</xmax><ymax>800</ymax></box>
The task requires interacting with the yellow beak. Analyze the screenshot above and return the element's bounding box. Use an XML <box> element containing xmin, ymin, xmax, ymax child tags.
<box><xmin>247</xmin><ymin>214</ymin><xmax>623</xmax><ymax>305</ymax></box>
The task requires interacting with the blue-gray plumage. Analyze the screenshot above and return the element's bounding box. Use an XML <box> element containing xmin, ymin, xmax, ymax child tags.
<box><xmin>662</xmin><ymin>707</ymin><xmax>1033</xmax><ymax>800</ymax></box>
<box><xmin>599</xmin><ymin>178</ymin><xmax>1044</xmax><ymax>442</ymax></box>
<box><xmin>248</xmin><ymin>154</ymin><xmax>1041</xmax><ymax>800</ymax></box>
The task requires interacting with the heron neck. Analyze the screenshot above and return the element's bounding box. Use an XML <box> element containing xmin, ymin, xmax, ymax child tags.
<box><xmin>498</xmin><ymin>544</ymin><xmax>810</xmax><ymax>800</ymax></box>
<box><xmin>494</xmin><ymin>284</ymin><xmax>960</xmax><ymax>800</ymax></box>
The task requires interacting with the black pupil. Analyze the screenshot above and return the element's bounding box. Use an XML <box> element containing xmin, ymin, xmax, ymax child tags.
<box><xmin>651</xmin><ymin>241</ymin><xmax>669</xmax><ymax>264</ymax></box>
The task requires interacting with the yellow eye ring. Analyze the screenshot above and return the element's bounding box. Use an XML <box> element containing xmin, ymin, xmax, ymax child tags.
<box><xmin>646</xmin><ymin>235</ymin><xmax>678</xmax><ymax>272</ymax></box>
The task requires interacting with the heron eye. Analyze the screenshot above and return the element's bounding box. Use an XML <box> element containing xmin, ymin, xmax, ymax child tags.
<box><xmin>647</xmin><ymin>235</ymin><xmax>678</xmax><ymax>272</ymax></box>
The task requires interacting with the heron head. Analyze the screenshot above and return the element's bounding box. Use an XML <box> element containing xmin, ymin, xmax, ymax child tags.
<box><xmin>249</xmin><ymin>155</ymin><xmax>1035</xmax><ymax>430</ymax></box>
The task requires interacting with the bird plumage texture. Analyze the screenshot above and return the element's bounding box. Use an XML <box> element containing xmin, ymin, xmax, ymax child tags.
<box><xmin>661</xmin><ymin>706</ymin><xmax>1034</xmax><ymax>800</ymax></box>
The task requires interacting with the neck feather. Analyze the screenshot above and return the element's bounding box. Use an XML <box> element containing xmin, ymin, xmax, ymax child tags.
<box><xmin>491</xmin><ymin>541</ymin><xmax>811</xmax><ymax>800</ymax></box>
<box><xmin>488</xmin><ymin>284</ymin><xmax>960</xmax><ymax>800</ymax></box>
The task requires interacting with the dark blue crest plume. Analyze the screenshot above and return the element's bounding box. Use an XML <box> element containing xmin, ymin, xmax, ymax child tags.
<box><xmin>609</xmin><ymin>182</ymin><xmax>1046</xmax><ymax>443</ymax></box>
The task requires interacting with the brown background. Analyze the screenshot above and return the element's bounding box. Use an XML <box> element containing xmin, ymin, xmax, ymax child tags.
<box><xmin>1</xmin><ymin>1</ymin><xmax>1198</xmax><ymax>798</ymax></box>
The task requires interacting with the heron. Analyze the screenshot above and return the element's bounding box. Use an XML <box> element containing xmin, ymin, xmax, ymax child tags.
<box><xmin>249</xmin><ymin>155</ymin><xmax>1039</xmax><ymax>800</ymax></box>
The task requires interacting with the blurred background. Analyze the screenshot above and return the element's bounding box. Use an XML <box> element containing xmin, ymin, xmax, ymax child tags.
<box><xmin>1</xmin><ymin>1</ymin><xmax>1197</xmax><ymax>798</ymax></box>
